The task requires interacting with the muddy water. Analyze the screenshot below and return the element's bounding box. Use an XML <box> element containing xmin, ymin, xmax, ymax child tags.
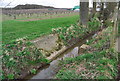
<box><xmin>27</xmin><ymin>47</ymin><xmax>79</xmax><ymax>80</ymax></box>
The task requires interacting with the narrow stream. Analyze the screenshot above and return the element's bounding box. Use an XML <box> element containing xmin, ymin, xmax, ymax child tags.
<box><xmin>26</xmin><ymin>32</ymin><xmax>99</xmax><ymax>80</ymax></box>
<box><xmin>27</xmin><ymin>47</ymin><xmax>79</xmax><ymax>80</ymax></box>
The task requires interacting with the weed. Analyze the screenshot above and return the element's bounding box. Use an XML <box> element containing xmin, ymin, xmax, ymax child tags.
<box><xmin>52</xmin><ymin>17</ymin><xmax>101</xmax><ymax>46</ymax></box>
<box><xmin>30</xmin><ymin>69</ymin><xmax>37</xmax><ymax>74</ymax></box>
<box><xmin>7</xmin><ymin>74</ymin><xmax>14</xmax><ymax>79</ymax></box>
<box><xmin>2</xmin><ymin>39</ymin><xmax>49</xmax><ymax>79</ymax></box>
<box><xmin>55</xmin><ymin>25</ymin><xmax>118</xmax><ymax>79</ymax></box>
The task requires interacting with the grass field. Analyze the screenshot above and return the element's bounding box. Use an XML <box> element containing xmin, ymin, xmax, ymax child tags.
<box><xmin>3</xmin><ymin>15</ymin><xmax>79</xmax><ymax>44</ymax></box>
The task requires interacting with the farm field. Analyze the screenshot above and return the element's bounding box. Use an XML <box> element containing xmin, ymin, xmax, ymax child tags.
<box><xmin>2</xmin><ymin>14</ymin><xmax>79</xmax><ymax>44</ymax></box>
<box><xmin>2</xmin><ymin>12</ymin><xmax>78</xmax><ymax>21</ymax></box>
<box><xmin>2</xmin><ymin>9</ymin><xmax>78</xmax><ymax>21</ymax></box>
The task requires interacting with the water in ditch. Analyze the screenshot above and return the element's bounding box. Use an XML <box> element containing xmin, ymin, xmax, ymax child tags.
<box><xmin>27</xmin><ymin>46</ymin><xmax>79</xmax><ymax>80</ymax></box>
<box><xmin>26</xmin><ymin>32</ymin><xmax>99</xmax><ymax>80</ymax></box>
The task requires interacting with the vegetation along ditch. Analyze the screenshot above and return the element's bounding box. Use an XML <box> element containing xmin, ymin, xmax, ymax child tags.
<box><xmin>1</xmin><ymin>14</ymin><xmax>119</xmax><ymax>80</ymax></box>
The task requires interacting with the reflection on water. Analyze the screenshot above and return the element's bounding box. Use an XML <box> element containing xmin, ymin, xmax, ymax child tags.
<box><xmin>29</xmin><ymin>47</ymin><xmax>79</xmax><ymax>80</ymax></box>
<box><xmin>63</xmin><ymin>47</ymin><xmax>79</xmax><ymax>59</ymax></box>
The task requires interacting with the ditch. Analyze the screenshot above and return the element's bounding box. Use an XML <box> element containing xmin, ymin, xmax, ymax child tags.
<box><xmin>25</xmin><ymin>28</ymin><xmax>105</xmax><ymax>80</ymax></box>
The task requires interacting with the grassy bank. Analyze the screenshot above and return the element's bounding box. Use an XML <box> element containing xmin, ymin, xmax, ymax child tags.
<box><xmin>3</xmin><ymin>15</ymin><xmax>79</xmax><ymax>44</ymax></box>
<box><xmin>55</xmin><ymin>26</ymin><xmax>118</xmax><ymax>79</ymax></box>
<box><xmin>1</xmin><ymin>38</ymin><xmax>50</xmax><ymax>79</ymax></box>
<box><xmin>52</xmin><ymin>17</ymin><xmax>101</xmax><ymax>46</ymax></box>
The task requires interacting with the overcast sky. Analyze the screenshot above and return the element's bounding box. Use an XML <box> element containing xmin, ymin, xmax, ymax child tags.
<box><xmin>0</xmin><ymin>0</ymin><xmax>80</xmax><ymax>8</ymax></box>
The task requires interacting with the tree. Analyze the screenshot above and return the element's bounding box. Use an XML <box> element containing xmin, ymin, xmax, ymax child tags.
<box><xmin>80</xmin><ymin>1</ymin><xmax>89</xmax><ymax>26</ymax></box>
<box><xmin>116</xmin><ymin>1</ymin><xmax>120</xmax><ymax>52</ymax></box>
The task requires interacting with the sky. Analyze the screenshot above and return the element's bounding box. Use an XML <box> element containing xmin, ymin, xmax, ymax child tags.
<box><xmin>0</xmin><ymin>0</ymin><xmax>80</xmax><ymax>8</ymax></box>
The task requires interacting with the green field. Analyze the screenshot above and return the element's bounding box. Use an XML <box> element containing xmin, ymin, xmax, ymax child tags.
<box><xmin>3</xmin><ymin>15</ymin><xmax>79</xmax><ymax>44</ymax></box>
